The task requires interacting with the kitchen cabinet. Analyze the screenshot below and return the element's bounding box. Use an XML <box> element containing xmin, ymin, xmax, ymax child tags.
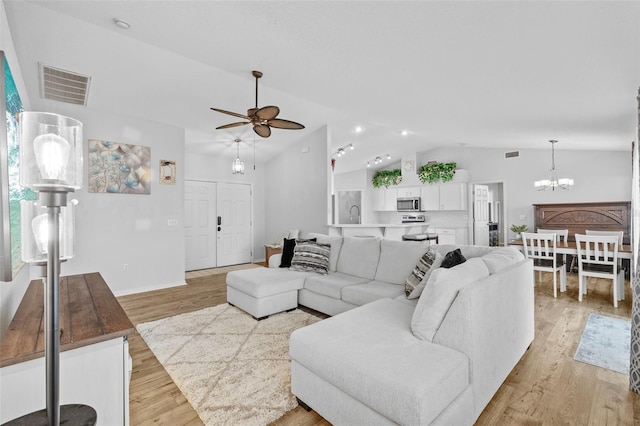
<box><xmin>372</xmin><ymin>187</ymin><xmax>398</xmax><ymax>211</ymax></box>
<box><xmin>397</xmin><ymin>186</ymin><xmax>421</xmax><ymax>198</ymax></box>
<box><xmin>433</xmin><ymin>228</ymin><xmax>468</xmax><ymax>245</ymax></box>
<box><xmin>420</xmin><ymin>183</ymin><xmax>467</xmax><ymax>211</ymax></box>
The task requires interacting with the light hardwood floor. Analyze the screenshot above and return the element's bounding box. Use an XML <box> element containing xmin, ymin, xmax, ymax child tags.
<box><xmin>118</xmin><ymin>265</ymin><xmax>640</xmax><ymax>425</ymax></box>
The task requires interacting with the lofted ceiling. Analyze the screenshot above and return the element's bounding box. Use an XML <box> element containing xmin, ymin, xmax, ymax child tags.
<box><xmin>3</xmin><ymin>1</ymin><xmax>639</xmax><ymax>174</ymax></box>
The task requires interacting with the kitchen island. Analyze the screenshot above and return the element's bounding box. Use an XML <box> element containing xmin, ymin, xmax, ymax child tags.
<box><xmin>329</xmin><ymin>223</ymin><xmax>430</xmax><ymax>240</ymax></box>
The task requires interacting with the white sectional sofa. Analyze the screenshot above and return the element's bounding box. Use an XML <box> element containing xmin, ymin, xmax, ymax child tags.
<box><xmin>226</xmin><ymin>234</ymin><xmax>534</xmax><ymax>425</ymax></box>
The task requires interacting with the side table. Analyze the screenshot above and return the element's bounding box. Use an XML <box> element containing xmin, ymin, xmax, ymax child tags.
<box><xmin>265</xmin><ymin>244</ymin><xmax>283</xmax><ymax>264</ymax></box>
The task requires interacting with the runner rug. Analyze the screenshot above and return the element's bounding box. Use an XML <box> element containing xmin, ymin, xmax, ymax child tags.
<box><xmin>573</xmin><ymin>313</ymin><xmax>631</xmax><ymax>375</ymax></box>
<box><xmin>136</xmin><ymin>304</ymin><xmax>321</xmax><ymax>425</ymax></box>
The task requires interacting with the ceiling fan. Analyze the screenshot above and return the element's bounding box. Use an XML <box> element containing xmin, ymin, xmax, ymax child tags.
<box><xmin>211</xmin><ymin>70</ymin><xmax>305</xmax><ymax>138</ymax></box>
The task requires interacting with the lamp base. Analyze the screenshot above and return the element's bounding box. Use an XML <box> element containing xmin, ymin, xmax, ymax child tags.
<box><xmin>2</xmin><ymin>404</ymin><xmax>96</xmax><ymax>426</ymax></box>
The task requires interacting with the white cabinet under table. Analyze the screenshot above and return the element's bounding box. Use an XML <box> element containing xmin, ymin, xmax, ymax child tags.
<box><xmin>0</xmin><ymin>272</ymin><xmax>134</xmax><ymax>425</ymax></box>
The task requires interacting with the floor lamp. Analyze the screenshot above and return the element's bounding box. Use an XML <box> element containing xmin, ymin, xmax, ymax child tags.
<box><xmin>4</xmin><ymin>112</ymin><xmax>95</xmax><ymax>425</ymax></box>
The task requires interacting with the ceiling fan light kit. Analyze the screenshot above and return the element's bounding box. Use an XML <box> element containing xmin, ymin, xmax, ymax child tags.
<box><xmin>212</xmin><ymin>70</ymin><xmax>305</xmax><ymax>138</ymax></box>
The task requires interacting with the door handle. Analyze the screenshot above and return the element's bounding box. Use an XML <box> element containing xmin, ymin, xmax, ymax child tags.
<box><xmin>218</xmin><ymin>216</ymin><xmax>222</xmax><ymax>226</ymax></box>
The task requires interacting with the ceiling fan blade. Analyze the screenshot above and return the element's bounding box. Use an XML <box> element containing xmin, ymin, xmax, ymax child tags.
<box><xmin>255</xmin><ymin>105</ymin><xmax>280</xmax><ymax>120</ymax></box>
<box><xmin>210</xmin><ymin>108</ymin><xmax>250</xmax><ymax>120</ymax></box>
<box><xmin>267</xmin><ymin>118</ymin><xmax>305</xmax><ymax>130</ymax></box>
<box><xmin>253</xmin><ymin>124</ymin><xmax>271</xmax><ymax>138</ymax></box>
<box><xmin>216</xmin><ymin>121</ymin><xmax>250</xmax><ymax>130</ymax></box>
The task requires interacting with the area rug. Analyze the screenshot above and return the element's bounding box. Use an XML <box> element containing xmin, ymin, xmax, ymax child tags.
<box><xmin>574</xmin><ymin>313</ymin><xmax>630</xmax><ymax>374</ymax></box>
<box><xmin>136</xmin><ymin>304</ymin><xmax>321</xmax><ymax>425</ymax></box>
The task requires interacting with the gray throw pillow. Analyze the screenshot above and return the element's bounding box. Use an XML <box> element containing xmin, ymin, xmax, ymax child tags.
<box><xmin>289</xmin><ymin>241</ymin><xmax>331</xmax><ymax>275</ymax></box>
<box><xmin>405</xmin><ymin>249</ymin><xmax>443</xmax><ymax>299</ymax></box>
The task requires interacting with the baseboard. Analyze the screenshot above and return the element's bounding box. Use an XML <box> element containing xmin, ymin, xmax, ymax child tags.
<box><xmin>114</xmin><ymin>280</ymin><xmax>187</xmax><ymax>297</ymax></box>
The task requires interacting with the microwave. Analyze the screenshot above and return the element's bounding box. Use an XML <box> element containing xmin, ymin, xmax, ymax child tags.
<box><xmin>397</xmin><ymin>197</ymin><xmax>422</xmax><ymax>212</ymax></box>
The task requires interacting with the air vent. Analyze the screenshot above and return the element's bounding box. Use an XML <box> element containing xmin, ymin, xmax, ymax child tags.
<box><xmin>39</xmin><ymin>63</ymin><xmax>91</xmax><ymax>106</ymax></box>
<box><xmin>504</xmin><ymin>151</ymin><xmax>520</xmax><ymax>159</ymax></box>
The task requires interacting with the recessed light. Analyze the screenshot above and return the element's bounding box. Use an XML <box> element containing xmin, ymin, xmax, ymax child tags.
<box><xmin>401</xmin><ymin>130</ymin><xmax>409</xmax><ymax>136</ymax></box>
<box><xmin>354</xmin><ymin>126</ymin><xmax>363</xmax><ymax>133</ymax></box>
<box><xmin>113</xmin><ymin>18</ymin><xmax>131</xmax><ymax>30</ymax></box>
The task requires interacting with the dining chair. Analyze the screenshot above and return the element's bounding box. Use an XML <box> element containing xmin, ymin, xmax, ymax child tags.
<box><xmin>585</xmin><ymin>229</ymin><xmax>626</xmax><ymax>285</ymax></box>
<box><xmin>574</xmin><ymin>234</ymin><xmax>623</xmax><ymax>307</ymax></box>
<box><xmin>521</xmin><ymin>232</ymin><xmax>566</xmax><ymax>297</ymax></box>
<box><xmin>537</xmin><ymin>228</ymin><xmax>569</xmax><ymax>270</ymax></box>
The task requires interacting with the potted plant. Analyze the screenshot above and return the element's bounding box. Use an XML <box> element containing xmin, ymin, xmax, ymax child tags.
<box><xmin>510</xmin><ymin>224</ymin><xmax>528</xmax><ymax>240</ymax></box>
<box><xmin>372</xmin><ymin>169</ymin><xmax>402</xmax><ymax>188</ymax></box>
<box><xmin>418</xmin><ymin>162</ymin><xmax>457</xmax><ymax>184</ymax></box>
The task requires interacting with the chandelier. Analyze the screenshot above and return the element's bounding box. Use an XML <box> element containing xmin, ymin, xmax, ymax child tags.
<box><xmin>232</xmin><ymin>138</ymin><xmax>244</xmax><ymax>175</ymax></box>
<box><xmin>534</xmin><ymin>140</ymin><xmax>574</xmax><ymax>191</ymax></box>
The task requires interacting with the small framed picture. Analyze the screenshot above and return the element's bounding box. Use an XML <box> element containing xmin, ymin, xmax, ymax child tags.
<box><xmin>160</xmin><ymin>160</ymin><xmax>176</xmax><ymax>185</ymax></box>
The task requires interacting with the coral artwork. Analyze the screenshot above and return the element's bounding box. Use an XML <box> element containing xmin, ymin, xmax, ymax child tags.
<box><xmin>88</xmin><ymin>140</ymin><xmax>151</xmax><ymax>194</ymax></box>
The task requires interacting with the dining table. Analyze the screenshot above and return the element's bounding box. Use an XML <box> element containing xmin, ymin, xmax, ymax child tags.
<box><xmin>508</xmin><ymin>239</ymin><xmax>633</xmax><ymax>260</ymax></box>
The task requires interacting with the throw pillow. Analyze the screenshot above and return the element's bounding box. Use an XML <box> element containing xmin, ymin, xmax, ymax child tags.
<box><xmin>405</xmin><ymin>249</ymin><xmax>443</xmax><ymax>299</ymax></box>
<box><xmin>440</xmin><ymin>248</ymin><xmax>466</xmax><ymax>269</ymax></box>
<box><xmin>279</xmin><ymin>238</ymin><xmax>297</xmax><ymax>268</ymax></box>
<box><xmin>279</xmin><ymin>237</ymin><xmax>316</xmax><ymax>268</ymax></box>
<box><xmin>411</xmin><ymin>258</ymin><xmax>490</xmax><ymax>341</ymax></box>
<box><xmin>289</xmin><ymin>241</ymin><xmax>331</xmax><ymax>274</ymax></box>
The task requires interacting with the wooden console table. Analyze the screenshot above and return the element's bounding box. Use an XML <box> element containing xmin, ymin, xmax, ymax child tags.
<box><xmin>533</xmin><ymin>201</ymin><xmax>631</xmax><ymax>243</ymax></box>
<box><xmin>0</xmin><ymin>272</ymin><xmax>134</xmax><ymax>425</ymax></box>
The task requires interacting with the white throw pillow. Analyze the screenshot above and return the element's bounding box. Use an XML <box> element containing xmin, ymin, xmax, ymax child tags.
<box><xmin>411</xmin><ymin>257</ymin><xmax>490</xmax><ymax>341</ymax></box>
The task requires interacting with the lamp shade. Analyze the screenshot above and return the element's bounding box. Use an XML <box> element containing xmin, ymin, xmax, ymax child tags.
<box><xmin>20</xmin><ymin>199</ymin><xmax>77</xmax><ymax>263</ymax></box>
<box><xmin>19</xmin><ymin>112</ymin><xmax>83</xmax><ymax>191</ymax></box>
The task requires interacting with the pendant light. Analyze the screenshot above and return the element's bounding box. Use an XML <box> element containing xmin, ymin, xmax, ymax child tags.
<box><xmin>232</xmin><ymin>138</ymin><xmax>244</xmax><ymax>175</ymax></box>
<box><xmin>534</xmin><ymin>140</ymin><xmax>574</xmax><ymax>191</ymax></box>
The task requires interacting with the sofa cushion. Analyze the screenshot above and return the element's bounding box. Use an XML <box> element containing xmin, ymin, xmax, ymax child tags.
<box><xmin>336</xmin><ymin>237</ymin><xmax>381</xmax><ymax>279</ymax></box>
<box><xmin>405</xmin><ymin>248</ymin><xmax>443</xmax><ymax>299</ymax></box>
<box><xmin>412</xmin><ymin>257</ymin><xmax>490</xmax><ymax>341</ymax></box>
<box><xmin>304</xmin><ymin>272</ymin><xmax>370</xmax><ymax>299</ymax></box>
<box><xmin>373</xmin><ymin>239</ymin><xmax>431</xmax><ymax>285</ymax></box>
<box><xmin>440</xmin><ymin>248</ymin><xmax>466</xmax><ymax>268</ymax></box>
<box><xmin>290</xmin><ymin>240</ymin><xmax>331</xmax><ymax>274</ymax></box>
<box><xmin>342</xmin><ymin>280</ymin><xmax>406</xmax><ymax>306</ymax></box>
<box><xmin>308</xmin><ymin>233</ymin><xmax>343</xmax><ymax>272</ymax></box>
<box><xmin>290</xmin><ymin>298</ymin><xmax>470</xmax><ymax>425</ymax></box>
<box><xmin>226</xmin><ymin>267</ymin><xmax>312</xmax><ymax>297</ymax></box>
<box><xmin>481</xmin><ymin>247</ymin><xmax>525</xmax><ymax>274</ymax></box>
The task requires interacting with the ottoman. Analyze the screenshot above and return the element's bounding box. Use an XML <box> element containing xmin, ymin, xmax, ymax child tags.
<box><xmin>226</xmin><ymin>267</ymin><xmax>313</xmax><ymax>319</ymax></box>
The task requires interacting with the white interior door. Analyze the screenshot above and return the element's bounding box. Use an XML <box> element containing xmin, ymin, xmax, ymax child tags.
<box><xmin>185</xmin><ymin>181</ymin><xmax>217</xmax><ymax>271</ymax></box>
<box><xmin>473</xmin><ymin>184</ymin><xmax>490</xmax><ymax>246</ymax></box>
<box><xmin>217</xmin><ymin>182</ymin><xmax>252</xmax><ymax>266</ymax></box>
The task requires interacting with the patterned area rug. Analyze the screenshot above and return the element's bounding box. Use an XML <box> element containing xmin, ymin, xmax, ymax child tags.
<box><xmin>137</xmin><ymin>304</ymin><xmax>321</xmax><ymax>425</ymax></box>
<box><xmin>574</xmin><ymin>313</ymin><xmax>631</xmax><ymax>374</ymax></box>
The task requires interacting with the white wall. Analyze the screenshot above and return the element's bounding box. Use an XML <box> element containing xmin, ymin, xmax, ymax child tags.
<box><xmin>265</xmin><ymin>125</ymin><xmax>330</xmax><ymax>243</ymax></box>
<box><xmin>184</xmin><ymin>149</ymin><xmax>266</xmax><ymax>262</ymax></box>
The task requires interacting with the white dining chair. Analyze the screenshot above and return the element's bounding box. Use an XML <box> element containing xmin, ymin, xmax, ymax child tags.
<box><xmin>537</xmin><ymin>228</ymin><xmax>569</xmax><ymax>271</ymax></box>
<box><xmin>585</xmin><ymin>230</ymin><xmax>626</xmax><ymax>285</ymax></box>
<box><xmin>521</xmin><ymin>232</ymin><xmax>566</xmax><ymax>297</ymax></box>
<box><xmin>574</xmin><ymin>234</ymin><xmax>623</xmax><ymax>307</ymax></box>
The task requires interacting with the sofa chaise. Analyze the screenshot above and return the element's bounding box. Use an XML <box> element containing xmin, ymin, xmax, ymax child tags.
<box><xmin>226</xmin><ymin>234</ymin><xmax>535</xmax><ymax>425</ymax></box>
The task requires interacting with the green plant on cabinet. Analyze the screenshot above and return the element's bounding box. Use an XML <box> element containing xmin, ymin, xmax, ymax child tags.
<box><xmin>418</xmin><ymin>162</ymin><xmax>457</xmax><ymax>184</ymax></box>
<box><xmin>372</xmin><ymin>169</ymin><xmax>402</xmax><ymax>188</ymax></box>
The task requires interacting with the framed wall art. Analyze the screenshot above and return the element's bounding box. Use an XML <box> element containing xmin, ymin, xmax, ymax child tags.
<box><xmin>0</xmin><ymin>50</ymin><xmax>36</xmax><ymax>281</ymax></box>
<box><xmin>159</xmin><ymin>160</ymin><xmax>176</xmax><ymax>185</ymax></box>
<box><xmin>88</xmin><ymin>139</ymin><xmax>151</xmax><ymax>194</ymax></box>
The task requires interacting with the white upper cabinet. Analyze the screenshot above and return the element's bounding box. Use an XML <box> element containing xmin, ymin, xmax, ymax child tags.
<box><xmin>372</xmin><ymin>187</ymin><xmax>398</xmax><ymax>211</ymax></box>
<box><xmin>397</xmin><ymin>186</ymin><xmax>421</xmax><ymax>198</ymax></box>
<box><xmin>421</xmin><ymin>183</ymin><xmax>467</xmax><ymax>211</ymax></box>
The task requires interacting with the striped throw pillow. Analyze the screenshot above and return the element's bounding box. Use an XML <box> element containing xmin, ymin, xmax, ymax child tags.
<box><xmin>289</xmin><ymin>241</ymin><xmax>331</xmax><ymax>275</ymax></box>
<box><xmin>405</xmin><ymin>248</ymin><xmax>443</xmax><ymax>299</ymax></box>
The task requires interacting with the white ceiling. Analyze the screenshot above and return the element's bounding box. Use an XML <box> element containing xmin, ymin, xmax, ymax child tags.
<box><xmin>4</xmin><ymin>1</ymin><xmax>639</xmax><ymax>173</ymax></box>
